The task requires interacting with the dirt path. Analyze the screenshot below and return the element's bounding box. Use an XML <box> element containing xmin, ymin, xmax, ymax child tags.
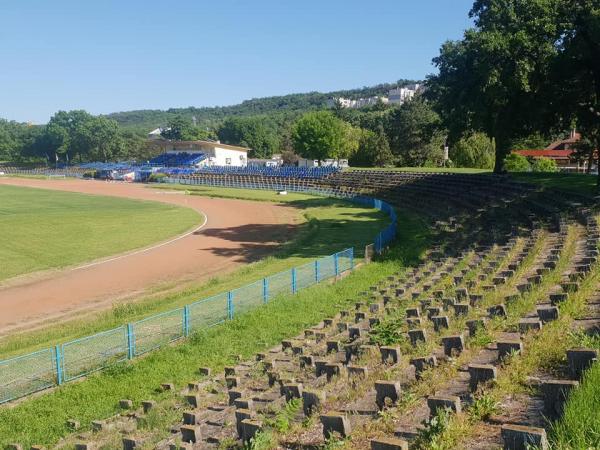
<box><xmin>0</xmin><ymin>178</ymin><xmax>299</xmax><ymax>335</ymax></box>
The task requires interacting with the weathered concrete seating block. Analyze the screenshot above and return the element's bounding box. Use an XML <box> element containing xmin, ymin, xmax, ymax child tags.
<box><xmin>433</xmin><ymin>290</ymin><xmax>444</xmax><ymax>299</ymax></box>
<box><xmin>347</xmin><ymin>365</ymin><xmax>369</xmax><ymax>378</ymax></box>
<box><xmin>6</xmin><ymin>445</ymin><xmax>22</xmax><ymax>450</ymax></box>
<box><xmin>315</xmin><ymin>332</ymin><xmax>327</xmax><ymax>342</ymax></box>
<box><xmin>468</xmin><ymin>364</ymin><xmax>497</xmax><ymax>390</ymax></box>
<box><xmin>119</xmin><ymin>399</ymin><xmax>133</xmax><ymax>409</ymax></box>
<box><xmin>505</xmin><ymin>294</ymin><xmax>520</xmax><ymax>305</ymax></box>
<box><xmin>423</xmin><ymin>284</ymin><xmax>432</xmax><ymax>292</ymax></box>
<box><xmin>488</xmin><ymin>304</ymin><xmax>507</xmax><ymax>318</ymax></box>
<box><xmin>184</xmin><ymin>394</ymin><xmax>200</xmax><ymax>408</ymax></box>
<box><xmin>228</xmin><ymin>389</ymin><xmax>243</xmax><ymax>405</ymax></box>
<box><xmin>519</xmin><ymin>319</ymin><xmax>542</xmax><ymax>333</ymax></box>
<box><xmin>315</xmin><ymin>360</ymin><xmax>329</xmax><ymax>377</ymax></box>
<box><xmin>426</xmin><ymin>306</ymin><xmax>442</xmax><ymax>318</ymax></box>
<box><xmin>455</xmin><ymin>288</ymin><xmax>469</xmax><ymax>300</ymax></box>
<box><xmin>183</xmin><ymin>410</ymin><xmax>202</xmax><ymax>425</ymax></box>
<box><xmin>567</xmin><ymin>348</ymin><xmax>598</xmax><ymax>379</ymax></box>
<box><xmin>540</xmin><ymin>380</ymin><xmax>578</xmax><ymax>419</ymax></box>
<box><xmin>406</xmin><ymin>308</ymin><xmax>420</xmax><ymax>318</ymax></box>
<box><xmin>292</xmin><ymin>345</ymin><xmax>304</xmax><ymax>355</ymax></box>
<box><xmin>550</xmin><ymin>292</ymin><xmax>569</xmax><ymax>305</ymax></box>
<box><xmin>281</xmin><ymin>340</ymin><xmax>293</xmax><ymax>351</ymax></box>
<box><xmin>198</xmin><ymin>367</ymin><xmax>211</xmax><ymax>377</ymax></box>
<box><xmin>355</xmin><ymin>311</ymin><xmax>367</xmax><ymax>323</ymax></box>
<box><xmin>30</xmin><ymin>446</ymin><xmax>46</xmax><ymax>450</ymax></box>
<box><xmin>355</xmin><ymin>302</ymin><xmax>365</xmax><ymax>310</ymax></box>
<box><xmin>442</xmin><ymin>298</ymin><xmax>456</xmax><ymax>310</ymax></box>
<box><xmin>337</xmin><ymin>322</ymin><xmax>348</xmax><ymax>332</ymax></box>
<box><xmin>406</xmin><ymin>318</ymin><xmax>422</xmax><ymax>328</ymax></box>
<box><xmin>501</xmin><ymin>424</ymin><xmax>548</xmax><ymax>450</ymax></box>
<box><xmin>466</xmin><ymin>318</ymin><xmax>487</xmax><ymax>337</ymax></box>
<box><xmin>181</xmin><ymin>425</ymin><xmax>201</xmax><ymax>443</ymax></box>
<box><xmin>537</xmin><ymin>306</ymin><xmax>559</xmax><ymax>323</ymax></box>
<box><xmin>561</xmin><ymin>282</ymin><xmax>579</xmax><ymax>292</ymax></box>
<box><xmin>370</xmin><ymin>437</ymin><xmax>409</xmax><ymax>450</ymax></box>
<box><xmin>497</xmin><ymin>340</ymin><xmax>523</xmax><ymax>360</ymax></box>
<box><xmin>75</xmin><ymin>444</ymin><xmax>94</xmax><ymax>450</ymax></box>
<box><xmin>234</xmin><ymin>398</ymin><xmax>254</xmax><ymax>410</ymax></box>
<box><xmin>323</xmin><ymin>318</ymin><xmax>335</xmax><ymax>327</ymax></box>
<box><xmin>241</xmin><ymin>419</ymin><xmax>263</xmax><ymax>443</ymax></box>
<box><xmin>528</xmin><ymin>275</ymin><xmax>542</xmax><ymax>285</ymax></box>
<box><xmin>469</xmin><ymin>294</ymin><xmax>484</xmax><ymax>306</ymax></box>
<box><xmin>234</xmin><ymin>408</ymin><xmax>253</xmax><ymax>438</ymax></box>
<box><xmin>300</xmin><ymin>355</ymin><xmax>314</xmax><ymax>368</ymax></box>
<box><xmin>411</xmin><ymin>356</ymin><xmax>437</xmax><ymax>379</ymax></box>
<box><xmin>67</xmin><ymin>419</ymin><xmax>81</xmax><ymax>430</ymax></box>
<box><xmin>517</xmin><ymin>283</ymin><xmax>532</xmax><ymax>294</ymax></box>
<box><xmin>340</xmin><ymin>310</ymin><xmax>350</xmax><ymax>318</ymax></box>
<box><xmin>122</xmin><ymin>437</ymin><xmax>141</xmax><ymax>450</ymax></box>
<box><xmin>92</xmin><ymin>420</ymin><xmax>111</xmax><ymax>432</ymax></box>
<box><xmin>543</xmin><ymin>261</ymin><xmax>556</xmax><ymax>270</ymax></box>
<box><xmin>369</xmin><ymin>303</ymin><xmax>381</xmax><ymax>314</ymax></box>
<box><xmin>493</xmin><ymin>277</ymin><xmax>507</xmax><ymax>285</ymax></box>
<box><xmin>375</xmin><ymin>380</ymin><xmax>401</xmax><ymax>409</ymax></box>
<box><xmin>454</xmin><ymin>276</ymin><xmax>464</xmax><ymax>285</ymax></box>
<box><xmin>304</xmin><ymin>329</ymin><xmax>316</xmax><ymax>338</ymax></box>
<box><xmin>263</xmin><ymin>360</ymin><xmax>275</xmax><ymax>371</ymax></box>
<box><xmin>225</xmin><ymin>376</ymin><xmax>240</xmax><ymax>389</ymax></box>
<box><xmin>325</xmin><ymin>363</ymin><xmax>343</xmax><ymax>381</ymax></box>
<box><xmin>142</xmin><ymin>401</ymin><xmax>159</xmax><ymax>416</ymax></box>
<box><xmin>411</xmin><ymin>292</ymin><xmax>421</xmax><ymax>300</ymax></box>
<box><xmin>224</xmin><ymin>366</ymin><xmax>237</xmax><ymax>376</ymax></box>
<box><xmin>482</xmin><ymin>284</ymin><xmax>496</xmax><ymax>292</ymax></box>
<box><xmin>320</xmin><ymin>413</ymin><xmax>352</xmax><ymax>438</ymax></box>
<box><xmin>453</xmin><ymin>303</ymin><xmax>470</xmax><ymax>317</ymax></box>
<box><xmin>160</xmin><ymin>382</ymin><xmax>174</xmax><ymax>391</ymax></box>
<box><xmin>432</xmin><ymin>316</ymin><xmax>450</xmax><ymax>332</ymax></box>
<box><xmin>442</xmin><ymin>335</ymin><xmax>465</xmax><ymax>357</ymax></box>
<box><xmin>420</xmin><ymin>298</ymin><xmax>432</xmax><ymax>309</ymax></box>
<box><xmin>348</xmin><ymin>326</ymin><xmax>362</xmax><ymax>340</ymax></box>
<box><xmin>282</xmin><ymin>383</ymin><xmax>303</xmax><ymax>401</ymax></box>
<box><xmin>427</xmin><ymin>396</ymin><xmax>461</xmax><ymax>417</ymax></box>
<box><xmin>380</xmin><ymin>346</ymin><xmax>401</xmax><ymax>364</ymax></box>
<box><xmin>303</xmin><ymin>389</ymin><xmax>325</xmax><ymax>416</ymax></box>
<box><xmin>326</xmin><ymin>340</ymin><xmax>340</xmax><ymax>353</ymax></box>
<box><xmin>408</xmin><ymin>329</ymin><xmax>427</xmax><ymax>346</ymax></box>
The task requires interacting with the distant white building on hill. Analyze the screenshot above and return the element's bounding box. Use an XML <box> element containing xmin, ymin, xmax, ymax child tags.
<box><xmin>327</xmin><ymin>84</ymin><xmax>423</xmax><ymax>109</ymax></box>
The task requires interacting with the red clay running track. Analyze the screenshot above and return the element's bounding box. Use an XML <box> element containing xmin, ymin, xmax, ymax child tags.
<box><xmin>0</xmin><ymin>178</ymin><xmax>299</xmax><ymax>335</ymax></box>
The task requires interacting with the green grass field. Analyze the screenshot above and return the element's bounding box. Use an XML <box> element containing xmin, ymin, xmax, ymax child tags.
<box><xmin>0</xmin><ymin>188</ymin><xmax>389</xmax><ymax>359</ymax></box>
<box><xmin>0</xmin><ymin>185</ymin><xmax>202</xmax><ymax>283</ymax></box>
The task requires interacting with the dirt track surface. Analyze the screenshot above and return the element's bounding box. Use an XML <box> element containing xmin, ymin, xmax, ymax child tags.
<box><xmin>0</xmin><ymin>178</ymin><xmax>298</xmax><ymax>335</ymax></box>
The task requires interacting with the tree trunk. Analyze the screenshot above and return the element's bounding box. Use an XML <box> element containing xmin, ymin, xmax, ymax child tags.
<box><xmin>493</xmin><ymin>134</ymin><xmax>510</xmax><ymax>174</ymax></box>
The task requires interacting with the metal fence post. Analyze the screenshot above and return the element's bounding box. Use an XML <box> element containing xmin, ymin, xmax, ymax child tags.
<box><xmin>227</xmin><ymin>291</ymin><xmax>234</xmax><ymax>320</ymax></box>
<box><xmin>183</xmin><ymin>305</ymin><xmax>190</xmax><ymax>337</ymax></box>
<box><xmin>126</xmin><ymin>323</ymin><xmax>135</xmax><ymax>359</ymax></box>
<box><xmin>350</xmin><ymin>248</ymin><xmax>354</xmax><ymax>270</ymax></box>
<box><xmin>334</xmin><ymin>253</ymin><xmax>339</xmax><ymax>276</ymax></box>
<box><xmin>263</xmin><ymin>278</ymin><xmax>269</xmax><ymax>304</ymax></box>
<box><xmin>315</xmin><ymin>260</ymin><xmax>320</xmax><ymax>283</ymax></box>
<box><xmin>291</xmin><ymin>268</ymin><xmax>297</xmax><ymax>294</ymax></box>
<box><xmin>54</xmin><ymin>345</ymin><xmax>63</xmax><ymax>385</ymax></box>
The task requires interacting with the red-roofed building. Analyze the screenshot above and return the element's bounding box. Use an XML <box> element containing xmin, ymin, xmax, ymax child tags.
<box><xmin>512</xmin><ymin>130</ymin><xmax>597</xmax><ymax>172</ymax></box>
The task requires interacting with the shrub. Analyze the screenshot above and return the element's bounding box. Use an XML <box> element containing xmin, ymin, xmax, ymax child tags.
<box><xmin>531</xmin><ymin>157</ymin><xmax>558</xmax><ymax>173</ymax></box>
<box><xmin>82</xmin><ymin>170</ymin><xmax>96</xmax><ymax>179</ymax></box>
<box><xmin>451</xmin><ymin>132</ymin><xmax>495</xmax><ymax>169</ymax></box>
<box><xmin>504</xmin><ymin>153</ymin><xmax>531</xmax><ymax>172</ymax></box>
<box><xmin>148</xmin><ymin>173</ymin><xmax>168</xmax><ymax>182</ymax></box>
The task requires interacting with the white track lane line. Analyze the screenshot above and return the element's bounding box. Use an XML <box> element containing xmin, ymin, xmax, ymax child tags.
<box><xmin>71</xmin><ymin>211</ymin><xmax>208</xmax><ymax>271</ymax></box>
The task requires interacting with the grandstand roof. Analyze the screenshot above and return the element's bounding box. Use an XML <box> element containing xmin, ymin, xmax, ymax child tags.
<box><xmin>153</xmin><ymin>139</ymin><xmax>249</xmax><ymax>152</ymax></box>
<box><xmin>512</xmin><ymin>149</ymin><xmax>574</xmax><ymax>160</ymax></box>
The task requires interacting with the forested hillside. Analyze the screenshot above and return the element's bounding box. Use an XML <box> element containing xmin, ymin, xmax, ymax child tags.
<box><xmin>106</xmin><ymin>80</ymin><xmax>417</xmax><ymax>132</ymax></box>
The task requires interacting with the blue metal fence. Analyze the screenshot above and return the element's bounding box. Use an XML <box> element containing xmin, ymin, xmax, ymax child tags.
<box><xmin>0</xmin><ymin>248</ymin><xmax>354</xmax><ymax>404</ymax></box>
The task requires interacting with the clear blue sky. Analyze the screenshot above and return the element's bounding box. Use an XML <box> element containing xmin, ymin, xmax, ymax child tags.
<box><xmin>0</xmin><ymin>0</ymin><xmax>474</xmax><ymax>123</ymax></box>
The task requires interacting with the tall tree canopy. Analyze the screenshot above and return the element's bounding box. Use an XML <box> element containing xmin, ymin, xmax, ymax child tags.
<box><xmin>386</xmin><ymin>99</ymin><xmax>446</xmax><ymax>167</ymax></box>
<box><xmin>292</xmin><ymin>111</ymin><xmax>358</xmax><ymax>161</ymax></box>
<box><xmin>217</xmin><ymin>116</ymin><xmax>279</xmax><ymax>158</ymax></box>
<box><xmin>427</xmin><ymin>0</ymin><xmax>562</xmax><ymax>173</ymax></box>
<box><xmin>161</xmin><ymin>115</ymin><xmax>213</xmax><ymax>141</ymax></box>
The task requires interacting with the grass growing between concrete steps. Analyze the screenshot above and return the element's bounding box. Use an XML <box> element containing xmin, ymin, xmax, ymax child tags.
<box><xmin>551</xmin><ymin>341</ymin><xmax>600</xmax><ymax>449</ymax></box>
<box><xmin>511</xmin><ymin>172</ymin><xmax>599</xmax><ymax>197</ymax></box>
<box><xmin>0</xmin><ymin>213</ymin><xmax>431</xmax><ymax>448</ymax></box>
<box><xmin>0</xmin><ymin>193</ymin><xmax>389</xmax><ymax>359</ymax></box>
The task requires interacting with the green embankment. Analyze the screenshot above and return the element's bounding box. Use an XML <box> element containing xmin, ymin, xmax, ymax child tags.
<box><xmin>0</xmin><ymin>209</ymin><xmax>429</xmax><ymax>448</ymax></box>
<box><xmin>0</xmin><ymin>184</ymin><xmax>202</xmax><ymax>282</ymax></box>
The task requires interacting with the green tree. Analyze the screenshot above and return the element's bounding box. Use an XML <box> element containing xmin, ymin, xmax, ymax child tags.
<box><xmin>350</xmin><ymin>126</ymin><xmax>394</xmax><ymax>167</ymax></box>
<box><xmin>427</xmin><ymin>0</ymin><xmax>562</xmax><ymax>173</ymax></box>
<box><xmin>503</xmin><ymin>153</ymin><xmax>531</xmax><ymax>172</ymax></box>
<box><xmin>292</xmin><ymin>111</ymin><xmax>357</xmax><ymax>161</ymax></box>
<box><xmin>450</xmin><ymin>132</ymin><xmax>495</xmax><ymax>169</ymax></box>
<box><xmin>386</xmin><ymin>99</ymin><xmax>445</xmax><ymax>167</ymax></box>
<box><xmin>217</xmin><ymin>116</ymin><xmax>279</xmax><ymax>158</ymax></box>
<box><xmin>161</xmin><ymin>115</ymin><xmax>212</xmax><ymax>141</ymax></box>
<box><xmin>531</xmin><ymin>156</ymin><xmax>558</xmax><ymax>172</ymax></box>
<box><xmin>81</xmin><ymin>116</ymin><xmax>121</xmax><ymax>162</ymax></box>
